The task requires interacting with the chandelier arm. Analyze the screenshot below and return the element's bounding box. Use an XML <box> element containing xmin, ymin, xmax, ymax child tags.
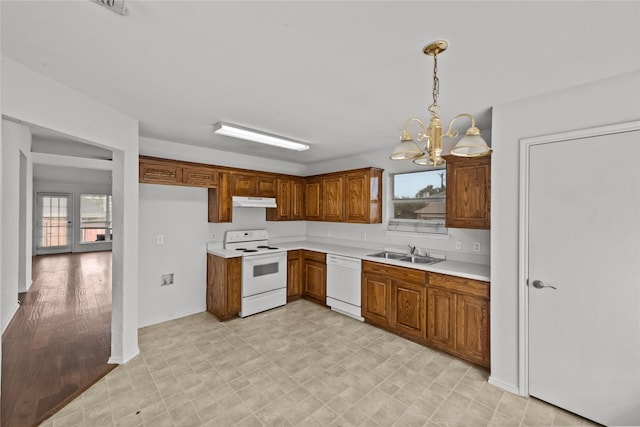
<box><xmin>402</xmin><ymin>117</ymin><xmax>428</xmax><ymax>141</ymax></box>
<box><xmin>444</xmin><ymin>113</ymin><xmax>476</xmax><ymax>139</ymax></box>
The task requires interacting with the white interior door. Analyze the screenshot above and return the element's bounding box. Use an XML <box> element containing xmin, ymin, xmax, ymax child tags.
<box><xmin>36</xmin><ymin>193</ymin><xmax>72</xmax><ymax>254</ymax></box>
<box><xmin>527</xmin><ymin>126</ymin><xmax>640</xmax><ymax>426</ymax></box>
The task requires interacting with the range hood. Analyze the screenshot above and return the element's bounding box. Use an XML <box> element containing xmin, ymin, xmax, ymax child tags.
<box><xmin>232</xmin><ymin>196</ymin><xmax>277</xmax><ymax>208</ymax></box>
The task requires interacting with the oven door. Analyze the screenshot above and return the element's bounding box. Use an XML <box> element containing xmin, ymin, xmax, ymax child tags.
<box><xmin>242</xmin><ymin>252</ymin><xmax>287</xmax><ymax>297</ymax></box>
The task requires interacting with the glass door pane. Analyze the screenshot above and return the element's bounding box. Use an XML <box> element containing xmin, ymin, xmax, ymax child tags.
<box><xmin>37</xmin><ymin>193</ymin><xmax>72</xmax><ymax>254</ymax></box>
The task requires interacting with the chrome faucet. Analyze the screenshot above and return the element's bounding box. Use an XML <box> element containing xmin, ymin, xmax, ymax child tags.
<box><xmin>408</xmin><ymin>245</ymin><xmax>417</xmax><ymax>255</ymax></box>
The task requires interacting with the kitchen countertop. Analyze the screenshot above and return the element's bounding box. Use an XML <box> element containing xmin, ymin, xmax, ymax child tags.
<box><xmin>208</xmin><ymin>239</ymin><xmax>490</xmax><ymax>282</ymax></box>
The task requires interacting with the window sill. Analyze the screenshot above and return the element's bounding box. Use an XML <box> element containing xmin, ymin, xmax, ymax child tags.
<box><xmin>79</xmin><ymin>241</ymin><xmax>112</xmax><ymax>245</ymax></box>
<box><xmin>384</xmin><ymin>229</ymin><xmax>450</xmax><ymax>240</ymax></box>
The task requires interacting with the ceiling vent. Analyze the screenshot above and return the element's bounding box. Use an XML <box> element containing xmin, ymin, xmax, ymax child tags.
<box><xmin>91</xmin><ymin>0</ymin><xmax>127</xmax><ymax>16</ymax></box>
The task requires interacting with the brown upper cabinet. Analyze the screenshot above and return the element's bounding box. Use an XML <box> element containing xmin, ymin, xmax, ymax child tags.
<box><xmin>266</xmin><ymin>177</ymin><xmax>304</xmax><ymax>221</ymax></box>
<box><xmin>304</xmin><ymin>168</ymin><xmax>383</xmax><ymax>223</ymax></box>
<box><xmin>344</xmin><ymin>168</ymin><xmax>383</xmax><ymax>223</ymax></box>
<box><xmin>304</xmin><ymin>178</ymin><xmax>322</xmax><ymax>221</ymax></box>
<box><xmin>140</xmin><ymin>156</ymin><xmax>219</xmax><ymax>188</ymax></box>
<box><xmin>257</xmin><ymin>175</ymin><xmax>277</xmax><ymax>197</ymax></box>
<box><xmin>230</xmin><ymin>172</ymin><xmax>257</xmax><ymax>196</ymax></box>
<box><xmin>139</xmin><ymin>156</ymin><xmax>383</xmax><ymax>224</ymax></box>
<box><xmin>443</xmin><ymin>155</ymin><xmax>491</xmax><ymax>229</ymax></box>
<box><xmin>208</xmin><ymin>173</ymin><xmax>232</xmax><ymax>223</ymax></box>
<box><xmin>322</xmin><ymin>175</ymin><xmax>343</xmax><ymax>221</ymax></box>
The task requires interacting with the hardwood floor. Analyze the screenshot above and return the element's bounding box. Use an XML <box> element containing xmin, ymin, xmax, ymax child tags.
<box><xmin>1</xmin><ymin>251</ymin><xmax>115</xmax><ymax>427</ymax></box>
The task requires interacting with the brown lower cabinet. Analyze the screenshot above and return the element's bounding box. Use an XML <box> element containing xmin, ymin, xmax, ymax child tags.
<box><xmin>362</xmin><ymin>260</ymin><xmax>490</xmax><ymax>368</ymax></box>
<box><xmin>302</xmin><ymin>250</ymin><xmax>326</xmax><ymax>305</ymax></box>
<box><xmin>287</xmin><ymin>250</ymin><xmax>303</xmax><ymax>300</ymax></box>
<box><xmin>427</xmin><ymin>272</ymin><xmax>490</xmax><ymax>367</ymax></box>
<box><xmin>206</xmin><ymin>254</ymin><xmax>241</xmax><ymax>321</ymax></box>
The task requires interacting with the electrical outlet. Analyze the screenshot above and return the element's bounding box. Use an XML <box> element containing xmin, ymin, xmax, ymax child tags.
<box><xmin>455</xmin><ymin>241</ymin><xmax>462</xmax><ymax>251</ymax></box>
<box><xmin>156</xmin><ymin>235</ymin><xmax>164</xmax><ymax>245</ymax></box>
<box><xmin>361</xmin><ymin>232</ymin><xmax>367</xmax><ymax>240</ymax></box>
<box><xmin>211</xmin><ymin>232</ymin><xmax>217</xmax><ymax>241</ymax></box>
<box><xmin>161</xmin><ymin>273</ymin><xmax>174</xmax><ymax>286</ymax></box>
<box><xmin>473</xmin><ymin>242</ymin><xmax>481</xmax><ymax>252</ymax></box>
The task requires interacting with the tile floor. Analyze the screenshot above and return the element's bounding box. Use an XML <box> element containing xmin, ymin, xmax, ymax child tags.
<box><xmin>41</xmin><ymin>300</ymin><xmax>597</xmax><ymax>427</ymax></box>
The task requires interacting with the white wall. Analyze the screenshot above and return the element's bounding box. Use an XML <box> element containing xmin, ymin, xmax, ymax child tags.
<box><xmin>490</xmin><ymin>70</ymin><xmax>640</xmax><ymax>393</ymax></box>
<box><xmin>1</xmin><ymin>119</ymin><xmax>32</xmax><ymax>331</ymax></box>
<box><xmin>33</xmin><ymin>168</ymin><xmax>113</xmax><ymax>253</ymax></box>
<box><xmin>2</xmin><ymin>57</ymin><xmax>140</xmax><ymax>364</ymax></box>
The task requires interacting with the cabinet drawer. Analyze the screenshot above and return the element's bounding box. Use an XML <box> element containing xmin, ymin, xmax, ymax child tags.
<box><xmin>362</xmin><ymin>261</ymin><xmax>426</xmax><ymax>284</ymax></box>
<box><xmin>183</xmin><ymin>166</ymin><xmax>218</xmax><ymax>187</ymax></box>
<box><xmin>428</xmin><ymin>272</ymin><xmax>489</xmax><ymax>299</ymax></box>
<box><xmin>140</xmin><ymin>161</ymin><xmax>182</xmax><ymax>184</ymax></box>
<box><xmin>303</xmin><ymin>250</ymin><xmax>326</xmax><ymax>263</ymax></box>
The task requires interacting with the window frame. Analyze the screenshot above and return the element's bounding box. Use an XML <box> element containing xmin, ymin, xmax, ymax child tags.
<box><xmin>388</xmin><ymin>168</ymin><xmax>448</xmax><ymax>235</ymax></box>
<box><xmin>79</xmin><ymin>194</ymin><xmax>113</xmax><ymax>244</ymax></box>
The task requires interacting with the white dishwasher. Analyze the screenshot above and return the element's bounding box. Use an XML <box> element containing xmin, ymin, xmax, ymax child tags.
<box><xmin>326</xmin><ymin>254</ymin><xmax>363</xmax><ymax>321</ymax></box>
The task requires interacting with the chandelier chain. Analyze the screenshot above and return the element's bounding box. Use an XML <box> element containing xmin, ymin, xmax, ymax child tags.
<box><xmin>428</xmin><ymin>53</ymin><xmax>440</xmax><ymax>116</ymax></box>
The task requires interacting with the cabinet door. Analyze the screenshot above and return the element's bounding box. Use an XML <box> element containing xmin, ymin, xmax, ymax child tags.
<box><xmin>257</xmin><ymin>175</ymin><xmax>277</xmax><ymax>197</ymax></box>
<box><xmin>304</xmin><ymin>261</ymin><xmax>326</xmax><ymax>302</ymax></box>
<box><xmin>208</xmin><ymin>173</ymin><xmax>232</xmax><ymax>223</ymax></box>
<box><xmin>304</xmin><ymin>179</ymin><xmax>322</xmax><ymax>220</ymax></box>
<box><xmin>207</xmin><ymin>254</ymin><xmax>241</xmax><ymax>320</ymax></box>
<box><xmin>291</xmin><ymin>179</ymin><xmax>305</xmax><ymax>220</ymax></box>
<box><xmin>276</xmin><ymin>179</ymin><xmax>291</xmax><ymax>220</ymax></box>
<box><xmin>445</xmin><ymin>155</ymin><xmax>491</xmax><ymax>229</ymax></box>
<box><xmin>455</xmin><ymin>295</ymin><xmax>490</xmax><ymax>367</ymax></box>
<box><xmin>344</xmin><ymin>171</ymin><xmax>369</xmax><ymax>223</ymax></box>
<box><xmin>427</xmin><ymin>287</ymin><xmax>456</xmax><ymax>350</ymax></box>
<box><xmin>226</xmin><ymin>257</ymin><xmax>242</xmax><ymax>315</ymax></box>
<box><xmin>322</xmin><ymin>175</ymin><xmax>343</xmax><ymax>221</ymax></box>
<box><xmin>139</xmin><ymin>160</ymin><xmax>183</xmax><ymax>185</ymax></box>
<box><xmin>392</xmin><ymin>280</ymin><xmax>427</xmax><ymax>339</ymax></box>
<box><xmin>183</xmin><ymin>166</ymin><xmax>218</xmax><ymax>187</ymax></box>
<box><xmin>231</xmin><ymin>173</ymin><xmax>258</xmax><ymax>196</ymax></box>
<box><xmin>303</xmin><ymin>251</ymin><xmax>326</xmax><ymax>303</ymax></box>
<box><xmin>287</xmin><ymin>250</ymin><xmax>302</xmax><ymax>299</ymax></box>
<box><xmin>362</xmin><ymin>273</ymin><xmax>391</xmax><ymax>327</ymax></box>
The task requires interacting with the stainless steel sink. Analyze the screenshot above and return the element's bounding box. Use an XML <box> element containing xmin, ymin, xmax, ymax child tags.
<box><xmin>368</xmin><ymin>251</ymin><xmax>444</xmax><ymax>265</ymax></box>
<box><xmin>399</xmin><ymin>255</ymin><xmax>443</xmax><ymax>265</ymax></box>
<box><xmin>368</xmin><ymin>251</ymin><xmax>407</xmax><ymax>260</ymax></box>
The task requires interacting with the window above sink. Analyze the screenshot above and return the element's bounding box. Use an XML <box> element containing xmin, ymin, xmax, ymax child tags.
<box><xmin>389</xmin><ymin>168</ymin><xmax>448</xmax><ymax>235</ymax></box>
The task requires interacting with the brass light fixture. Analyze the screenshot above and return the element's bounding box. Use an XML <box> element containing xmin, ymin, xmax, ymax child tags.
<box><xmin>391</xmin><ymin>40</ymin><xmax>492</xmax><ymax>166</ymax></box>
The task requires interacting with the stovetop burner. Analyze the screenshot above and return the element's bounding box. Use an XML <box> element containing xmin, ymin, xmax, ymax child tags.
<box><xmin>243</xmin><ymin>249</ymin><xmax>258</xmax><ymax>253</ymax></box>
<box><xmin>257</xmin><ymin>245</ymin><xmax>279</xmax><ymax>250</ymax></box>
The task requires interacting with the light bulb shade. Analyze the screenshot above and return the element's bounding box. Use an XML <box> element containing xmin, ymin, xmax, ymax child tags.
<box><xmin>450</xmin><ymin>132</ymin><xmax>492</xmax><ymax>157</ymax></box>
<box><xmin>390</xmin><ymin>138</ymin><xmax>423</xmax><ymax>160</ymax></box>
<box><xmin>413</xmin><ymin>152</ymin><xmax>445</xmax><ymax>166</ymax></box>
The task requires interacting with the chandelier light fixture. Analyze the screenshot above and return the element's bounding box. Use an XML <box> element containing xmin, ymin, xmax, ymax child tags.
<box><xmin>391</xmin><ymin>40</ymin><xmax>492</xmax><ymax>166</ymax></box>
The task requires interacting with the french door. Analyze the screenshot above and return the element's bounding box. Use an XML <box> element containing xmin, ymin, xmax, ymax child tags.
<box><xmin>36</xmin><ymin>193</ymin><xmax>72</xmax><ymax>254</ymax></box>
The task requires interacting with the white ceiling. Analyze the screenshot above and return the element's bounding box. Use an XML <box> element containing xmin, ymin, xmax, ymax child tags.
<box><xmin>2</xmin><ymin>1</ymin><xmax>639</xmax><ymax>164</ymax></box>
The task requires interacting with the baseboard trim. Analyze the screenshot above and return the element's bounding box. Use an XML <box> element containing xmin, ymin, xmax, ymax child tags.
<box><xmin>138</xmin><ymin>306</ymin><xmax>206</xmax><ymax>329</ymax></box>
<box><xmin>488</xmin><ymin>376</ymin><xmax>524</xmax><ymax>396</ymax></box>
<box><xmin>108</xmin><ymin>346</ymin><xmax>140</xmax><ymax>365</ymax></box>
<box><xmin>2</xmin><ymin>302</ymin><xmax>21</xmax><ymax>334</ymax></box>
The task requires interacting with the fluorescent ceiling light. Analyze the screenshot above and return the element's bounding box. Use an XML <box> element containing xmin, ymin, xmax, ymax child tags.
<box><xmin>212</xmin><ymin>122</ymin><xmax>310</xmax><ymax>151</ymax></box>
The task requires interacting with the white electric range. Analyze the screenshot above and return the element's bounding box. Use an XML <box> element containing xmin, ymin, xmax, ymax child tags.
<box><xmin>224</xmin><ymin>229</ymin><xmax>287</xmax><ymax>317</ymax></box>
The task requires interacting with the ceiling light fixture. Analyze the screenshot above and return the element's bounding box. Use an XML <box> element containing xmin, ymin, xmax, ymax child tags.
<box><xmin>391</xmin><ymin>40</ymin><xmax>492</xmax><ymax>166</ymax></box>
<box><xmin>212</xmin><ymin>122</ymin><xmax>310</xmax><ymax>151</ymax></box>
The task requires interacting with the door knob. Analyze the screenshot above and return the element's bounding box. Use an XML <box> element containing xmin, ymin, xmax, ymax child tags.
<box><xmin>531</xmin><ymin>279</ymin><xmax>557</xmax><ymax>290</ymax></box>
